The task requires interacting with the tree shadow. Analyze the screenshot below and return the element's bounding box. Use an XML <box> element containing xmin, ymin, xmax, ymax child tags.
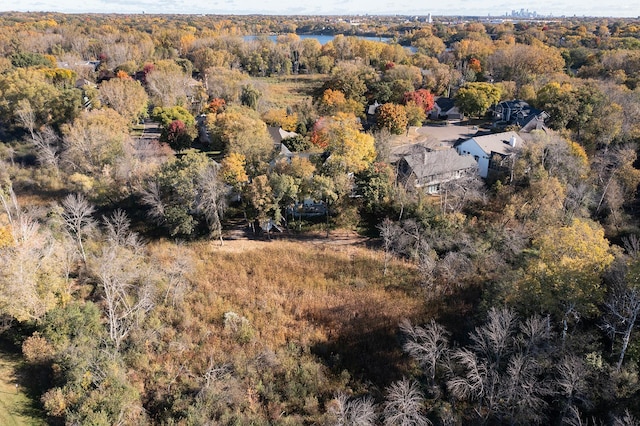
<box><xmin>309</xmin><ymin>303</ymin><xmax>414</xmax><ymax>393</ymax></box>
<box><xmin>0</xmin><ymin>337</ymin><xmax>48</xmax><ymax>424</ymax></box>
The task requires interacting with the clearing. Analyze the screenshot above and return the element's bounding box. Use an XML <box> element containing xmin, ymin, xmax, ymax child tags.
<box><xmin>0</xmin><ymin>350</ymin><xmax>44</xmax><ymax>426</ymax></box>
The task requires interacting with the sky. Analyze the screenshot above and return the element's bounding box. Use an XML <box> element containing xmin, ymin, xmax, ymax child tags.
<box><xmin>1</xmin><ymin>0</ymin><xmax>638</xmax><ymax>18</ymax></box>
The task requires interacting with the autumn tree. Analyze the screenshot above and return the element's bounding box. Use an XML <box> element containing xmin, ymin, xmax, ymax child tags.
<box><xmin>376</xmin><ymin>103</ymin><xmax>408</xmax><ymax>135</ymax></box>
<box><xmin>204</xmin><ymin>66</ymin><xmax>251</xmax><ymax>103</ymax></box>
<box><xmin>510</xmin><ymin>219</ymin><xmax>614</xmax><ymax>342</ymax></box>
<box><xmin>321</xmin><ymin>61</ymin><xmax>375</xmax><ymax>106</ymax></box>
<box><xmin>145</xmin><ymin>59</ymin><xmax>195</xmax><ymax>107</ymax></box>
<box><xmin>0</xmin><ymin>67</ymin><xmax>82</xmax><ymax>130</ymax></box>
<box><xmin>262</xmin><ymin>108</ymin><xmax>298</xmax><ymax>131</ymax></box>
<box><xmin>311</xmin><ymin>113</ymin><xmax>376</xmax><ymax>175</ymax></box>
<box><xmin>152</xmin><ymin>106</ymin><xmax>197</xmax><ymax>151</ymax></box>
<box><xmin>61</xmin><ymin>108</ymin><xmax>132</xmax><ymax>180</ymax></box>
<box><xmin>487</xmin><ymin>43</ymin><xmax>565</xmax><ymax>87</ymax></box>
<box><xmin>317</xmin><ymin>88</ymin><xmax>363</xmax><ymax>117</ymax></box>
<box><xmin>220</xmin><ymin>152</ymin><xmax>249</xmax><ymax>194</ymax></box>
<box><xmin>403</xmin><ymin>89</ymin><xmax>435</xmax><ymax>115</ymax></box>
<box><xmin>99</xmin><ymin>77</ymin><xmax>148</xmax><ymax>125</ymax></box>
<box><xmin>209</xmin><ymin>105</ymin><xmax>274</xmax><ymax>166</ymax></box>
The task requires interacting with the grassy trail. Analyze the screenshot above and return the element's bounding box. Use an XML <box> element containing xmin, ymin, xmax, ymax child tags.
<box><xmin>0</xmin><ymin>351</ymin><xmax>44</xmax><ymax>426</ymax></box>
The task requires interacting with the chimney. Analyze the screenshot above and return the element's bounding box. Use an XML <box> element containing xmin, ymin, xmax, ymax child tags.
<box><xmin>509</xmin><ymin>134</ymin><xmax>517</xmax><ymax>147</ymax></box>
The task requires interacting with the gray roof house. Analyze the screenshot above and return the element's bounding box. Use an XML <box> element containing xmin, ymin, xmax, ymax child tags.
<box><xmin>396</xmin><ymin>147</ymin><xmax>478</xmax><ymax>194</ymax></box>
<box><xmin>268</xmin><ymin>127</ymin><xmax>299</xmax><ymax>149</ymax></box>
<box><xmin>430</xmin><ymin>97</ymin><xmax>464</xmax><ymax>121</ymax></box>
<box><xmin>492</xmin><ymin>100</ymin><xmax>549</xmax><ymax>132</ymax></box>
<box><xmin>454</xmin><ymin>131</ymin><xmax>524</xmax><ymax>179</ymax></box>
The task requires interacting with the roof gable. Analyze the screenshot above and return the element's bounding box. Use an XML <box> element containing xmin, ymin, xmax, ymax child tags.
<box><xmin>464</xmin><ymin>131</ymin><xmax>523</xmax><ymax>156</ymax></box>
<box><xmin>404</xmin><ymin>148</ymin><xmax>477</xmax><ymax>179</ymax></box>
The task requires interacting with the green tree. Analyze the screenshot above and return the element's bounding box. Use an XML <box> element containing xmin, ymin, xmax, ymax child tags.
<box><xmin>141</xmin><ymin>150</ymin><xmax>212</xmax><ymax>237</ymax></box>
<box><xmin>455</xmin><ymin>82</ymin><xmax>502</xmax><ymax>118</ymax></box>
<box><xmin>240</xmin><ymin>84</ymin><xmax>261</xmax><ymax>110</ymax></box>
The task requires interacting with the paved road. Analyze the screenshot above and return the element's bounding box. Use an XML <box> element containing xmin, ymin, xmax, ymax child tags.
<box><xmin>138</xmin><ymin>118</ymin><xmax>161</xmax><ymax>143</ymax></box>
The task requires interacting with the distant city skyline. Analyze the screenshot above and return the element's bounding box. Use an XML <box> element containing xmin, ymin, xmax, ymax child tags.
<box><xmin>1</xmin><ymin>0</ymin><xmax>638</xmax><ymax>18</ymax></box>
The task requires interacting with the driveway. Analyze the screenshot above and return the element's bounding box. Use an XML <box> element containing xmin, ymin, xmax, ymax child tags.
<box><xmin>390</xmin><ymin>122</ymin><xmax>483</xmax><ymax>159</ymax></box>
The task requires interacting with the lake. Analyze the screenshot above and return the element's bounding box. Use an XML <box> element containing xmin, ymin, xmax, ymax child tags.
<box><xmin>243</xmin><ymin>34</ymin><xmax>390</xmax><ymax>45</ymax></box>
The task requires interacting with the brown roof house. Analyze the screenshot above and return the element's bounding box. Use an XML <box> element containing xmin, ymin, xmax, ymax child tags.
<box><xmin>396</xmin><ymin>146</ymin><xmax>478</xmax><ymax>194</ymax></box>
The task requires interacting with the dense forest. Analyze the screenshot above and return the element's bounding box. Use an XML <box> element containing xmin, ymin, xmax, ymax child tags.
<box><xmin>1</xmin><ymin>11</ymin><xmax>640</xmax><ymax>425</ymax></box>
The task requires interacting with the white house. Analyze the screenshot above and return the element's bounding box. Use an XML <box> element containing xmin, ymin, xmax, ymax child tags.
<box><xmin>454</xmin><ymin>131</ymin><xmax>524</xmax><ymax>178</ymax></box>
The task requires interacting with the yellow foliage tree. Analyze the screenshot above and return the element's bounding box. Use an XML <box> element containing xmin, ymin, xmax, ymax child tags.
<box><xmin>262</xmin><ymin>108</ymin><xmax>298</xmax><ymax>132</ymax></box>
<box><xmin>512</xmin><ymin>219</ymin><xmax>614</xmax><ymax>339</ymax></box>
<box><xmin>314</xmin><ymin>112</ymin><xmax>376</xmax><ymax>174</ymax></box>
<box><xmin>221</xmin><ymin>152</ymin><xmax>249</xmax><ymax>192</ymax></box>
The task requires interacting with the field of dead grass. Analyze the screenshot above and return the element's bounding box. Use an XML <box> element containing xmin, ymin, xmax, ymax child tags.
<box><xmin>143</xmin><ymin>237</ymin><xmax>430</xmax><ymax>392</ymax></box>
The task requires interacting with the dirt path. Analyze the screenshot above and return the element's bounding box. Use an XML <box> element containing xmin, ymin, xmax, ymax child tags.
<box><xmin>212</xmin><ymin>219</ymin><xmax>373</xmax><ymax>253</ymax></box>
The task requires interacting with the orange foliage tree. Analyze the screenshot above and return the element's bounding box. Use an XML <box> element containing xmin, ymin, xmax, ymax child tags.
<box><xmin>403</xmin><ymin>89</ymin><xmax>435</xmax><ymax>115</ymax></box>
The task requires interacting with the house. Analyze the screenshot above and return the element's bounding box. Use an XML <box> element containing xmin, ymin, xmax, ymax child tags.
<box><xmin>492</xmin><ymin>100</ymin><xmax>549</xmax><ymax>132</ymax></box>
<box><xmin>396</xmin><ymin>147</ymin><xmax>478</xmax><ymax>194</ymax></box>
<box><xmin>430</xmin><ymin>97</ymin><xmax>464</xmax><ymax>121</ymax></box>
<box><xmin>267</xmin><ymin>126</ymin><xmax>298</xmax><ymax>149</ymax></box>
<box><xmin>454</xmin><ymin>131</ymin><xmax>524</xmax><ymax>178</ymax></box>
<box><xmin>367</xmin><ymin>101</ymin><xmax>381</xmax><ymax>116</ymax></box>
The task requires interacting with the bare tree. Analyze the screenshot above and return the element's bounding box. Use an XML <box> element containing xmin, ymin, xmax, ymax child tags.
<box><xmin>447</xmin><ymin>308</ymin><xmax>552</xmax><ymax>425</ymax></box>
<box><xmin>601</xmin><ymin>275</ymin><xmax>640</xmax><ymax>371</ymax></box>
<box><xmin>383</xmin><ymin>378</ymin><xmax>431</xmax><ymax>426</ymax></box>
<box><xmin>378</xmin><ymin>218</ymin><xmax>398</xmax><ymax>276</ymax></box>
<box><xmin>400</xmin><ymin>319</ymin><xmax>449</xmax><ymax>383</ymax></box>
<box><xmin>328</xmin><ymin>393</ymin><xmax>378</xmax><ymax>426</ymax></box>
<box><xmin>613</xmin><ymin>410</ymin><xmax>640</xmax><ymax>426</ymax></box>
<box><xmin>60</xmin><ymin>193</ymin><xmax>96</xmax><ymax>264</ymax></box>
<box><xmin>161</xmin><ymin>245</ymin><xmax>193</xmax><ymax>307</ymax></box>
<box><xmin>0</xmin><ymin>185</ymin><xmax>63</xmax><ymax>321</ymax></box>
<box><xmin>140</xmin><ymin>179</ymin><xmax>165</xmax><ymax>226</ymax></box>
<box><xmin>31</xmin><ymin>126</ymin><xmax>60</xmax><ymax>173</ymax></box>
<box><xmin>556</xmin><ymin>355</ymin><xmax>591</xmax><ymax>423</ymax></box>
<box><xmin>95</xmin><ymin>242</ymin><xmax>154</xmax><ymax>351</ymax></box>
<box><xmin>103</xmin><ymin>209</ymin><xmax>142</xmax><ymax>251</ymax></box>
<box><xmin>470</xmin><ymin>307</ymin><xmax>517</xmax><ymax>365</ymax></box>
<box><xmin>195</xmin><ymin>163</ymin><xmax>228</xmax><ymax>245</ymax></box>
<box><xmin>622</xmin><ymin>235</ymin><xmax>640</xmax><ymax>259</ymax></box>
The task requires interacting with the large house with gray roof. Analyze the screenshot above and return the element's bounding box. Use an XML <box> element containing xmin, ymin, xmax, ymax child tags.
<box><xmin>454</xmin><ymin>131</ymin><xmax>524</xmax><ymax>179</ymax></box>
<box><xmin>396</xmin><ymin>147</ymin><xmax>478</xmax><ymax>194</ymax></box>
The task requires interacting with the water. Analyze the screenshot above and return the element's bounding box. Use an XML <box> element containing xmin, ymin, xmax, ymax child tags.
<box><xmin>244</xmin><ymin>34</ymin><xmax>390</xmax><ymax>45</ymax></box>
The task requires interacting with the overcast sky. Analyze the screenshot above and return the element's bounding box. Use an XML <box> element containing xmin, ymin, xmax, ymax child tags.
<box><xmin>1</xmin><ymin>0</ymin><xmax>638</xmax><ymax>18</ymax></box>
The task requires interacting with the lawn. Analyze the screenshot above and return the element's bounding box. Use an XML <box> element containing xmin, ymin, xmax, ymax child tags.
<box><xmin>0</xmin><ymin>351</ymin><xmax>45</xmax><ymax>426</ymax></box>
